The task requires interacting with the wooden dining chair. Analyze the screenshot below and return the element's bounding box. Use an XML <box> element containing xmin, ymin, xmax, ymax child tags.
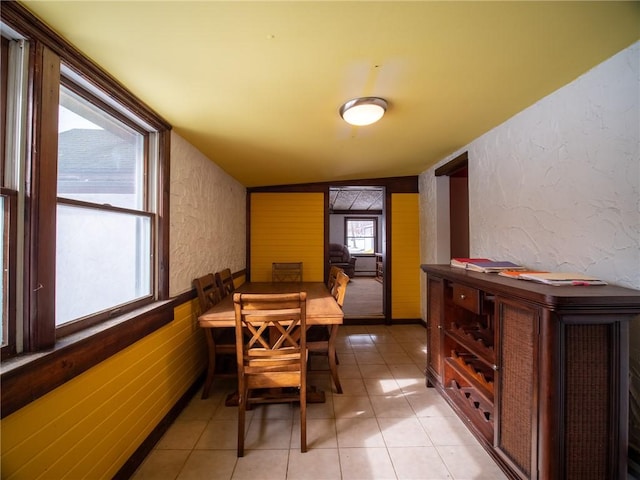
<box><xmin>216</xmin><ymin>268</ymin><xmax>235</xmax><ymax>297</ymax></box>
<box><xmin>233</xmin><ymin>291</ymin><xmax>308</xmax><ymax>457</ymax></box>
<box><xmin>194</xmin><ymin>274</ymin><xmax>236</xmax><ymax>399</ymax></box>
<box><xmin>272</xmin><ymin>262</ymin><xmax>303</xmax><ymax>282</ymax></box>
<box><xmin>327</xmin><ymin>265</ymin><xmax>344</xmax><ymax>294</ymax></box>
<box><xmin>307</xmin><ymin>270</ymin><xmax>349</xmax><ymax>394</ymax></box>
<box><xmin>332</xmin><ymin>270</ymin><xmax>349</xmax><ymax>307</ymax></box>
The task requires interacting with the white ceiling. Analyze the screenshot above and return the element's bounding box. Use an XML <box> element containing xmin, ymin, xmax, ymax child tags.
<box><xmin>19</xmin><ymin>1</ymin><xmax>640</xmax><ymax>188</ymax></box>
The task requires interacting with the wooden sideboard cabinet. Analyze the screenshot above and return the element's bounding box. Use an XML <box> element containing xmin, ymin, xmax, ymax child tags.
<box><xmin>421</xmin><ymin>264</ymin><xmax>640</xmax><ymax>480</ymax></box>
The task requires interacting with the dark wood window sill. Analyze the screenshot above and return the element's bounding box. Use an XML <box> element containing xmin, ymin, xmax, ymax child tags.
<box><xmin>0</xmin><ymin>300</ymin><xmax>175</xmax><ymax>419</ymax></box>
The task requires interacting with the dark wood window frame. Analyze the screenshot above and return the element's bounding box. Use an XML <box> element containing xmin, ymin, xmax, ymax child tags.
<box><xmin>55</xmin><ymin>78</ymin><xmax>155</xmax><ymax>338</ymax></box>
<box><xmin>0</xmin><ymin>2</ymin><xmax>172</xmax><ymax>418</ymax></box>
<box><xmin>1</xmin><ymin>34</ymin><xmax>16</xmax><ymax>360</ymax></box>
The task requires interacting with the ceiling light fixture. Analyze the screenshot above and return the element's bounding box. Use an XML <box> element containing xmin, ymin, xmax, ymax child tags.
<box><xmin>339</xmin><ymin>97</ymin><xmax>388</xmax><ymax>126</ymax></box>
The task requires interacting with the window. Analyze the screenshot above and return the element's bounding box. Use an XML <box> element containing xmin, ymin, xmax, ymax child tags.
<box><xmin>345</xmin><ymin>217</ymin><xmax>377</xmax><ymax>254</ymax></box>
<box><xmin>55</xmin><ymin>83</ymin><xmax>153</xmax><ymax>333</ymax></box>
<box><xmin>49</xmin><ymin>70</ymin><xmax>165</xmax><ymax>340</ymax></box>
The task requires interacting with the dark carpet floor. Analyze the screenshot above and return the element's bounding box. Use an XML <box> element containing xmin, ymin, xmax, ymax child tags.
<box><xmin>341</xmin><ymin>276</ymin><xmax>383</xmax><ymax>317</ymax></box>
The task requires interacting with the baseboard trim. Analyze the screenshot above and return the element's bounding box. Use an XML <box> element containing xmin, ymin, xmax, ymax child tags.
<box><xmin>344</xmin><ymin>317</ymin><xmax>426</xmax><ymax>327</ymax></box>
<box><xmin>114</xmin><ymin>374</ymin><xmax>204</xmax><ymax>479</ymax></box>
<box><xmin>344</xmin><ymin>317</ymin><xmax>386</xmax><ymax>325</ymax></box>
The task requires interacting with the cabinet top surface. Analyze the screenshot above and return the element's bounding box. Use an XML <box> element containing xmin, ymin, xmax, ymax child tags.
<box><xmin>421</xmin><ymin>264</ymin><xmax>640</xmax><ymax>311</ymax></box>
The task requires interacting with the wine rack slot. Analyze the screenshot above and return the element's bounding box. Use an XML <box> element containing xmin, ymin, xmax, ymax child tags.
<box><xmin>446</xmin><ymin>379</ymin><xmax>494</xmax><ymax>442</ymax></box>
<box><xmin>447</xmin><ymin>350</ymin><xmax>494</xmax><ymax>400</ymax></box>
<box><xmin>446</xmin><ymin>321</ymin><xmax>495</xmax><ymax>364</ymax></box>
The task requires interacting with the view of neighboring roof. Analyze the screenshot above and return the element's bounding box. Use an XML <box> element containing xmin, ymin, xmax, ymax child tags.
<box><xmin>58</xmin><ymin>129</ymin><xmax>137</xmax><ymax>194</ymax></box>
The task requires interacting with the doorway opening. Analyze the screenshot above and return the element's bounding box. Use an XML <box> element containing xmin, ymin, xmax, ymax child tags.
<box><xmin>329</xmin><ymin>186</ymin><xmax>384</xmax><ymax>320</ymax></box>
<box><xmin>435</xmin><ymin>152</ymin><xmax>469</xmax><ymax>259</ymax></box>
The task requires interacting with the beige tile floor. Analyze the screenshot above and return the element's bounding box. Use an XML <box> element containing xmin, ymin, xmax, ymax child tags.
<box><xmin>132</xmin><ymin>324</ymin><xmax>508</xmax><ymax>480</ymax></box>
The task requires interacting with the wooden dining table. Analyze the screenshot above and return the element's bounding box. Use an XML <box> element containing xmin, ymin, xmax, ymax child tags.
<box><xmin>198</xmin><ymin>281</ymin><xmax>343</xmax><ymax>404</ymax></box>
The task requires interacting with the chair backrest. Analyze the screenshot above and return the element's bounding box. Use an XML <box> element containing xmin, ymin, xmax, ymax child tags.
<box><xmin>272</xmin><ymin>262</ymin><xmax>303</xmax><ymax>282</ymax></box>
<box><xmin>216</xmin><ymin>268</ymin><xmax>235</xmax><ymax>297</ymax></box>
<box><xmin>193</xmin><ymin>273</ymin><xmax>222</xmax><ymax>311</ymax></box>
<box><xmin>332</xmin><ymin>271</ymin><xmax>349</xmax><ymax>308</ymax></box>
<box><xmin>233</xmin><ymin>292</ymin><xmax>307</xmax><ymax>386</ymax></box>
<box><xmin>327</xmin><ymin>265</ymin><xmax>344</xmax><ymax>293</ymax></box>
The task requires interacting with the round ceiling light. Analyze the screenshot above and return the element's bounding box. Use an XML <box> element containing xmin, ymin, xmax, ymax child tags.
<box><xmin>339</xmin><ymin>97</ymin><xmax>388</xmax><ymax>126</ymax></box>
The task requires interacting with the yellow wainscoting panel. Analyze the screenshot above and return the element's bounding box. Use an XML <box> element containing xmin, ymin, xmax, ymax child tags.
<box><xmin>0</xmin><ymin>300</ymin><xmax>206</xmax><ymax>480</ymax></box>
<box><xmin>233</xmin><ymin>271</ymin><xmax>246</xmax><ymax>290</ymax></box>
<box><xmin>391</xmin><ymin>193</ymin><xmax>421</xmax><ymax>320</ymax></box>
<box><xmin>250</xmin><ymin>192</ymin><xmax>324</xmax><ymax>282</ymax></box>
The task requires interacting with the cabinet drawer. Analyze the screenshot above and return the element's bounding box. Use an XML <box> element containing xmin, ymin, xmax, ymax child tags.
<box><xmin>452</xmin><ymin>283</ymin><xmax>483</xmax><ymax>314</ymax></box>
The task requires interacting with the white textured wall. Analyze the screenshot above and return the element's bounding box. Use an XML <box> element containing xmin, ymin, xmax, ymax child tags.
<box><xmin>169</xmin><ymin>132</ymin><xmax>246</xmax><ymax>296</ymax></box>
<box><xmin>420</xmin><ymin>41</ymin><xmax>640</xmax><ymax>290</ymax></box>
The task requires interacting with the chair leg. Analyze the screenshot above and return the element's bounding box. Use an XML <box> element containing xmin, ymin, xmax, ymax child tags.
<box><xmin>202</xmin><ymin>329</ymin><xmax>217</xmax><ymax>399</ymax></box>
<box><xmin>327</xmin><ymin>325</ymin><xmax>343</xmax><ymax>394</ymax></box>
<box><xmin>237</xmin><ymin>388</ymin><xmax>246</xmax><ymax>457</ymax></box>
<box><xmin>326</xmin><ymin>326</ymin><xmax>339</xmax><ymax>364</ymax></box>
<box><xmin>300</xmin><ymin>384</ymin><xmax>307</xmax><ymax>453</ymax></box>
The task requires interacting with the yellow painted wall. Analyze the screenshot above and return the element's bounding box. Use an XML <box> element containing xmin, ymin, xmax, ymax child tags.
<box><xmin>0</xmin><ymin>300</ymin><xmax>206</xmax><ymax>480</ymax></box>
<box><xmin>250</xmin><ymin>192</ymin><xmax>324</xmax><ymax>282</ymax></box>
<box><xmin>391</xmin><ymin>193</ymin><xmax>421</xmax><ymax>319</ymax></box>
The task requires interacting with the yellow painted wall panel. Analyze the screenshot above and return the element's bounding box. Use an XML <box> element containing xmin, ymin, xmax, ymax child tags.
<box><xmin>391</xmin><ymin>194</ymin><xmax>421</xmax><ymax>319</ymax></box>
<box><xmin>0</xmin><ymin>300</ymin><xmax>206</xmax><ymax>480</ymax></box>
<box><xmin>250</xmin><ymin>192</ymin><xmax>324</xmax><ymax>282</ymax></box>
